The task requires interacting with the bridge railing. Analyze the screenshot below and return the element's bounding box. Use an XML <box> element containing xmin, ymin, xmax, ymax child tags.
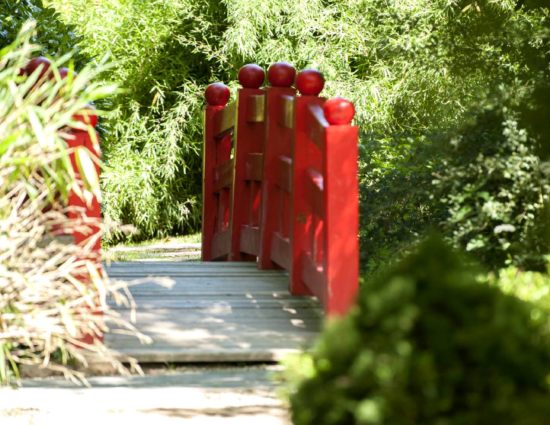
<box><xmin>203</xmin><ymin>63</ymin><xmax>359</xmax><ymax>315</ymax></box>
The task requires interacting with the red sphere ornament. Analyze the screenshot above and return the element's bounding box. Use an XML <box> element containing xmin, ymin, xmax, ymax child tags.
<box><xmin>267</xmin><ymin>62</ymin><xmax>296</xmax><ymax>87</ymax></box>
<box><xmin>323</xmin><ymin>98</ymin><xmax>355</xmax><ymax>125</ymax></box>
<box><xmin>24</xmin><ymin>56</ymin><xmax>52</xmax><ymax>79</ymax></box>
<box><xmin>296</xmin><ymin>69</ymin><xmax>324</xmax><ymax>96</ymax></box>
<box><xmin>58</xmin><ymin>67</ymin><xmax>76</xmax><ymax>80</ymax></box>
<box><xmin>238</xmin><ymin>64</ymin><xmax>265</xmax><ymax>89</ymax></box>
<box><xmin>205</xmin><ymin>83</ymin><xmax>230</xmax><ymax>106</ymax></box>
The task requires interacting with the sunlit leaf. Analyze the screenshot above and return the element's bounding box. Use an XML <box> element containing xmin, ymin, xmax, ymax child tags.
<box><xmin>74</xmin><ymin>146</ymin><xmax>101</xmax><ymax>204</ymax></box>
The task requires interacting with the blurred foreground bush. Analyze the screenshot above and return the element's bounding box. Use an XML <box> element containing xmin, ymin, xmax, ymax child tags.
<box><xmin>0</xmin><ymin>23</ymin><xmax>146</xmax><ymax>385</ymax></box>
<box><xmin>284</xmin><ymin>237</ymin><xmax>550</xmax><ymax>425</ymax></box>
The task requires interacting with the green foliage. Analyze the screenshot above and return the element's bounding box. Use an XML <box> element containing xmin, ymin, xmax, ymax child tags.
<box><xmin>25</xmin><ymin>0</ymin><xmax>548</xmax><ymax>263</ymax></box>
<box><xmin>47</xmin><ymin>0</ymin><xmax>225</xmax><ymax>242</ymax></box>
<box><xmin>284</xmin><ymin>237</ymin><xmax>550</xmax><ymax>425</ymax></box>
<box><xmin>358</xmin><ymin>0</ymin><xmax>550</xmax><ymax>272</ymax></box>
<box><xmin>484</xmin><ymin>261</ymin><xmax>550</xmax><ymax>320</ymax></box>
<box><xmin>0</xmin><ymin>0</ymin><xmax>85</xmax><ymax>65</ymax></box>
<box><xmin>434</xmin><ymin>107</ymin><xmax>550</xmax><ymax>269</ymax></box>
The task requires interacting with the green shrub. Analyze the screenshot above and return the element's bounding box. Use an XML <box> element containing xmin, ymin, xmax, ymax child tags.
<box><xmin>434</xmin><ymin>106</ymin><xmax>550</xmax><ymax>270</ymax></box>
<box><xmin>284</xmin><ymin>237</ymin><xmax>550</xmax><ymax>425</ymax></box>
<box><xmin>485</xmin><ymin>261</ymin><xmax>550</xmax><ymax>321</ymax></box>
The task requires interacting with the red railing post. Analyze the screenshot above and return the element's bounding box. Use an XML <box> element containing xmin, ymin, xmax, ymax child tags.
<box><xmin>230</xmin><ymin>65</ymin><xmax>266</xmax><ymax>260</ymax></box>
<box><xmin>291</xmin><ymin>70</ymin><xmax>325</xmax><ymax>296</ymax></box>
<box><xmin>322</xmin><ymin>99</ymin><xmax>359</xmax><ymax>314</ymax></box>
<box><xmin>292</xmin><ymin>70</ymin><xmax>359</xmax><ymax>315</ymax></box>
<box><xmin>202</xmin><ymin>83</ymin><xmax>230</xmax><ymax>261</ymax></box>
<box><xmin>258</xmin><ymin>62</ymin><xmax>296</xmax><ymax>269</ymax></box>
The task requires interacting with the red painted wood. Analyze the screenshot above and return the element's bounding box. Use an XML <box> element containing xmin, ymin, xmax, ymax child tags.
<box><xmin>205</xmin><ymin>83</ymin><xmax>230</xmax><ymax>106</ymax></box>
<box><xmin>267</xmin><ymin>62</ymin><xmax>296</xmax><ymax>88</ymax></box>
<box><xmin>240</xmin><ymin>224</ymin><xmax>261</xmax><ymax>256</ymax></box>
<box><xmin>58</xmin><ymin>67</ymin><xmax>71</xmax><ymax>79</ymax></box>
<box><xmin>23</xmin><ymin>56</ymin><xmax>51</xmax><ymax>79</ymax></box>
<box><xmin>324</xmin><ymin>107</ymin><xmax>359</xmax><ymax>314</ymax></box>
<box><xmin>229</xmin><ymin>65</ymin><xmax>266</xmax><ymax>260</ymax></box>
<box><xmin>202</xmin><ymin>83</ymin><xmax>232</xmax><ymax>260</ymax></box>
<box><xmin>291</xmin><ymin>78</ymin><xmax>359</xmax><ymax>314</ymax></box>
<box><xmin>292</xmin><ymin>94</ymin><xmax>324</xmax><ymax>296</ymax></box>
<box><xmin>323</xmin><ymin>97</ymin><xmax>356</xmax><ymax>125</ymax></box>
<box><xmin>211</xmin><ymin>130</ymin><xmax>232</xmax><ymax>259</ymax></box>
<box><xmin>258</xmin><ymin>64</ymin><xmax>296</xmax><ymax>269</ymax></box>
<box><xmin>238</xmin><ymin>64</ymin><xmax>265</xmax><ymax>89</ymax></box>
<box><xmin>245</xmin><ymin>153</ymin><xmax>263</xmax><ymax>181</ymax></box>
<box><xmin>304</xmin><ymin>102</ymin><xmax>329</xmax><ymax>149</ymax></box>
<box><xmin>214</xmin><ymin>158</ymin><xmax>235</xmax><ymax>192</ymax></box>
<box><xmin>68</xmin><ymin>107</ymin><xmax>101</xmax><ymax>257</ymax></box>
<box><xmin>296</xmin><ymin>69</ymin><xmax>325</xmax><ymax>96</ymax></box>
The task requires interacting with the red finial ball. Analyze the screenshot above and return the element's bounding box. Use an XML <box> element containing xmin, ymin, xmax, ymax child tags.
<box><xmin>58</xmin><ymin>67</ymin><xmax>76</xmax><ymax>80</ymax></box>
<box><xmin>296</xmin><ymin>69</ymin><xmax>324</xmax><ymax>96</ymax></box>
<box><xmin>238</xmin><ymin>64</ymin><xmax>265</xmax><ymax>89</ymax></box>
<box><xmin>323</xmin><ymin>97</ymin><xmax>355</xmax><ymax>125</ymax></box>
<box><xmin>205</xmin><ymin>83</ymin><xmax>230</xmax><ymax>106</ymax></box>
<box><xmin>24</xmin><ymin>56</ymin><xmax>52</xmax><ymax>78</ymax></box>
<box><xmin>267</xmin><ymin>62</ymin><xmax>296</xmax><ymax>87</ymax></box>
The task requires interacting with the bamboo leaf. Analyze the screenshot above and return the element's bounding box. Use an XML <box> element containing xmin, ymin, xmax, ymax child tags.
<box><xmin>74</xmin><ymin>146</ymin><xmax>101</xmax><ymax>204</ymax></box>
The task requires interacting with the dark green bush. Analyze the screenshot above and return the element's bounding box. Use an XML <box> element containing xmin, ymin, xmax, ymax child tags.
<box><xmin>434</xmin><ymin>106</ymin><xmax>550</xmax><ymax>270</ymax></box>
<box><xmin>286</xmin><ymin>237</ymin><xmax>550</xmax><ymax>425</ymax></box>
<box><xmin>0</xmin><ymin>0</ymin><xmax>85</xmax><ymax>65</ymax></box>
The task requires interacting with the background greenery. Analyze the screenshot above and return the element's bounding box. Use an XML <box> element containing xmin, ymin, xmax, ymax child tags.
<box><xmin>2</xmin><ymin>1</ymin><xmax>547</xmax><ymax>272</ymax></box>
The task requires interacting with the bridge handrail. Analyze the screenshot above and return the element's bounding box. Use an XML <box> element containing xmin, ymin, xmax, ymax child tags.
<box><xmin>202</xmin><ymin>63</ymin><xmax>359</xmax><ymax>315</ymax></box>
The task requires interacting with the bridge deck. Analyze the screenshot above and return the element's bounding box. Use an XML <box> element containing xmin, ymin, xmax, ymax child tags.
<box><xmin>105</xmin><ymin>262</ymin><xmax>322</xmax><ymax>363</ymax></box>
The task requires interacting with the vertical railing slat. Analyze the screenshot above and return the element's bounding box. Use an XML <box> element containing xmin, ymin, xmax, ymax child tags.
<box><xmin>202</xmin><ymin>83</ymin><xmax>230</xmax><ymax>261</ymax></box>
<box><xmin>258</xmin><ymin>62</ymin><xmax>296</xmax><ymax>269</ymax></box>
<box><xmin>230</xmin><ymin>65</ymin><xmax>266</xmax><ymax>260</ymax></box>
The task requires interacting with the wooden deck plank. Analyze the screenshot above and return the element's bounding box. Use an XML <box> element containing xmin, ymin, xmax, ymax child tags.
<box><xmin>109</xmin><ymin>298</ymin><xmax>320</xmax><ymax>310</ymax></box>
<box><xmin>106</xmin><ymin>261</ymin><xmax>322</xmax><ymax>363</ymax></box>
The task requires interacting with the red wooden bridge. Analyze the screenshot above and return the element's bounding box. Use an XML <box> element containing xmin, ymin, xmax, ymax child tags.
<box><xmin>78</xmin><ymin>62</ymin><xmax>359</xmax><ymax>362</ymax></box>
<box><xmin>202</xmin><ymin>62</ymin><xmax>359</xmax><ymax>315</ymax></box>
